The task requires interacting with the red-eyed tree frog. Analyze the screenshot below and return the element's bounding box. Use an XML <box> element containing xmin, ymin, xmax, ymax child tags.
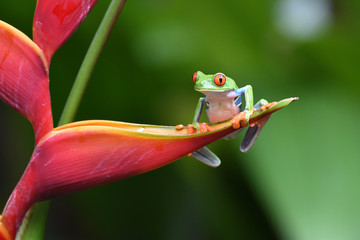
<box><xmin>190</xmin><ymin>71</ymin><xmax>271</xmax><ymax>167</ymax></box>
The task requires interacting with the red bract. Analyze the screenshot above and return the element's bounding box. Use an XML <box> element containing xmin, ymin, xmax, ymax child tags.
<box><xmin>0</xmin><ymin>98</ymin><xmax>295</xmax><ymax>240</ymax></box>
<box><xmin>1</xmin><ymin>99</ymin><xmax>296</xmax><ymax>239</ymax></box>
<box><xmin>0</xmin><ymin>120</ymin><xmax>234</xmax><ymax>239</ymax></box>
<box><xmin>33</xmin><ymin>0</ymin><xmax>98</xmax><ymax>64</ymax></box>
<box><xmin>0</xmin><ymin>21</ymin><xmax>52</xmax><ymax>144</ymax></box>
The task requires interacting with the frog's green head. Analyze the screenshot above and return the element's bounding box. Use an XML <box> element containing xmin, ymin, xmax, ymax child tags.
<box><xmin>193</xmin><ymin>71</ymin><xmax>238</xmax><ymax>92</ymax></box>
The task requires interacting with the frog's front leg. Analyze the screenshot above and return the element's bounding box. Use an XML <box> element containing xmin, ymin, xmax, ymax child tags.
<box><xmin>231</xmin><ymin>85</ymin><xmax>253</xmax><ymax>129</ymax></box>
<box><xmin>192</xmin><ymin>97</ymin><xmax>206</xmax><ymax>130</ymax></box>
<box><xmin>253</xmin><ymin>99</ymin><xmax>268</xmax><ymax>111</ymax></box>
<box><xmin>188</xmin><ymin>98</ymin><xmax>220</xmax><ymax>167</ymax></box>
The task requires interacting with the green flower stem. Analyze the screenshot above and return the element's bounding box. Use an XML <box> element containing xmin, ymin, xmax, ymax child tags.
<box><xmin>59</xmin><ymin>0</ymin><xmax>127</xmax><ymax>126</ymax></box>
<box><xmin>21</xmin><ymin>0</ymin><xmax>127</xmax><ymax>239</ymax></box>
<box><xmin>18</xmin><ymin>203</ymin><xmax>49</xmax><ymax>240</ymax></box>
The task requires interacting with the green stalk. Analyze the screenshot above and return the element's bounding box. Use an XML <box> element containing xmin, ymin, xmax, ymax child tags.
<box><xmin>20</xmin><ymin>0</ymin><xmax>127</xmax><ymax>239</ymax></box>
<box><xmin>59</xmin><ymin>0</ymin><xmax>127</xmax><ymax>126</ymax></box>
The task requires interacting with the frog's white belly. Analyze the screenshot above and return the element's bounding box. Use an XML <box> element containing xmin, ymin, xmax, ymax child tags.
<box><xmin>206</xmin><ymin>98</ymin><xmax>240</xmax><ymax>124</ymax></box>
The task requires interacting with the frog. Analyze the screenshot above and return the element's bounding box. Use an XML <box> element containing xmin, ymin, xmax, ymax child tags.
<box><xmin>190</xmin><ymin>71</ymin><xmax>272</xmax><ymax>167</ymax></box>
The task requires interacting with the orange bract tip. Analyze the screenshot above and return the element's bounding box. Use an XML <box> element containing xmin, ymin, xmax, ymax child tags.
<box><xmin>0</xmin><ymin>21</ymin><xmax>47</xmax><ymax>69</ymax></box>
<box><xmin>0</xmin><ymin>221</ymin><xmax>11</xmax><ymax>240</ymax></box>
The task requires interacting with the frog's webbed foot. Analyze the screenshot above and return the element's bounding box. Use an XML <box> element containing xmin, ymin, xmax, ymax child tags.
<box><xmin>259</xmin><ymin>101</ymin><xmax>276</xmax><ymax>112</ymax></box>
<box><xmin>186</xmin><ymin>124</ymin><xmax>197</xmax><ymax>134</ymax></box>
<box><xmin>231</xmin><ymin>111</ymin><xmax>249</xmax><ymax>129</ymax></box>
<box><xmin>185</xmin><ymin>122</ymin><xmax>213</xmax><ymax>134</ymax></box>
<box><xmin>240</xmin><ymin>114</ymin><xmax>270</xmax><ymax>152</ymax></box>
<box><xmin>182</xmin><ymin>123</ymin><xmax>218</xmax><ymax>167</ymax></box>
<box><xmin>199</xmin><ymin>122</ymin><xmax>213</xmax><ymax>133</ymax></box>
<box><xmin>189</xmin><ymin>147</ymin><xmax>221</xmax><ymax>167</ymax></box>
<box><xmin>240</xmin><ymin>99</ymin><xmax>275</xmax><ymax>152</ymax></box>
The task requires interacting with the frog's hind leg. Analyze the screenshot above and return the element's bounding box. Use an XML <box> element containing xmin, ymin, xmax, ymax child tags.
<box><xmin>191</xmin><ymin>147</ymin><xmax>221</xmax><ymax>167</ymax></box>
<box><xmin>240</xmin><ymin>99</ymin><xmax>270</xmax><ymax>152</ymax></box>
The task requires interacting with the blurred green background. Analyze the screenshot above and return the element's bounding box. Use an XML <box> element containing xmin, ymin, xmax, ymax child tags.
<box><xmin>1</xmin><ymin>0</ymin><xmax>360</xmax><ymax>239</ymax></box>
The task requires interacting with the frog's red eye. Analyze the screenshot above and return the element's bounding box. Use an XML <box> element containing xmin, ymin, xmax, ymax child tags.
<box><xmin>192</xmin><ymin>72</ymin><xmax>198</xmax><ymax>83</ymax></box>
<box><xmin>214</xmin><ymin>73</ymin><xmax>226</xmax><ymax>86</ymax></box>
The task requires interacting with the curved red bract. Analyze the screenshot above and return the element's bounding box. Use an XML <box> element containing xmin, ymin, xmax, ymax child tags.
<box><xmin>33</xmin><ymin>0</ymin><xmax>98</xmax><ymax>64</ymax></box>
<box><xmin>0</xmin><ymin>120</ymin><xmax>233</xmax><ymax>239</ymax></box>
<box><xmin>0</xmin><ymin>96</ymin><xmax>298</xmax><ymax>239</ymax></box>
<box><xmin>0</xmin><ymin>21</ymin><xmax>53</xmax><ymax>144</ymax></box>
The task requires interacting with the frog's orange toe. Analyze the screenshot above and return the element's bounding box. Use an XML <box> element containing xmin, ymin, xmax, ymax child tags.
<box><xmin>176</xmin><ymin>124</ymin><xmax>184</xmax><ymax>130</ymax></box>
<box><xmin>231</xmin><ymin>119</ymin><xmax>241</xmax><ymax>129</ymax></box>
<box><xmin>186</xmin><ymin>124</ymin><xmax>197</xmax><ymax>134</ymax></box>
<box><xmin>260</xmin><ymin>102</ymin><xmax>277</xmax><ymax>111</ymax></box>
<box><xmin>204</xmin><ymin>123</ymin><xmax>213</xmax><ymax>132</ymax></box>
<box><xmin>199</xmin><ymin>123</ymin><xmax>213</xmax><ymax>133</ymax></box>
<box><xmin>232</xmin><ymin>111</ymin><xmax>247</xmax><ymax>129</ymax></box>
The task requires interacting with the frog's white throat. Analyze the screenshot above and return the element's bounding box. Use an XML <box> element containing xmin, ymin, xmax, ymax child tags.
<box><xmin>198</xmin><ymin>90</ymin><xmax>237</xmax><ymax>100</ymax></box>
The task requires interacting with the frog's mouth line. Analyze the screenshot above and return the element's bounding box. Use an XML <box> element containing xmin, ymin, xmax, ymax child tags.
<box><xmin>195</xmin><ymin>89</ymin><xmax>234</xmax><ymax>93</ymax></box>
<box><xmin>195</xmin><ymin>89</ymin><xmax>236</xmax><ymax>97</ymax></box>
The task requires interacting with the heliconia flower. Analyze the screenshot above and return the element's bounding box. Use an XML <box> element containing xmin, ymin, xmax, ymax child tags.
<box><xmin>0</xmin><ymin>11</ymin><xmax>298</xmax><ymax>240</ymax></box>
<box><xmin>0</xmin><ymin>99</ymin><xmax>295</xmax><ymax>239</ymax></box>
<box><xmin>33</xmin><ymin>0</ymin><xmax>99</xmax><ymax>64</ymax></box>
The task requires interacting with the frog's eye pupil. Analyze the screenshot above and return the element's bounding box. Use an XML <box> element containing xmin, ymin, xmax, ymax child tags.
<box><xmin>192</xmin><ymin>72</ymin><xmax>198</xmax><ymax>83</ymax></box>
<box><xmin>214</xmin><ymin>73</ymin><xmax>226</xmax><ymax>86</ymax></box>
